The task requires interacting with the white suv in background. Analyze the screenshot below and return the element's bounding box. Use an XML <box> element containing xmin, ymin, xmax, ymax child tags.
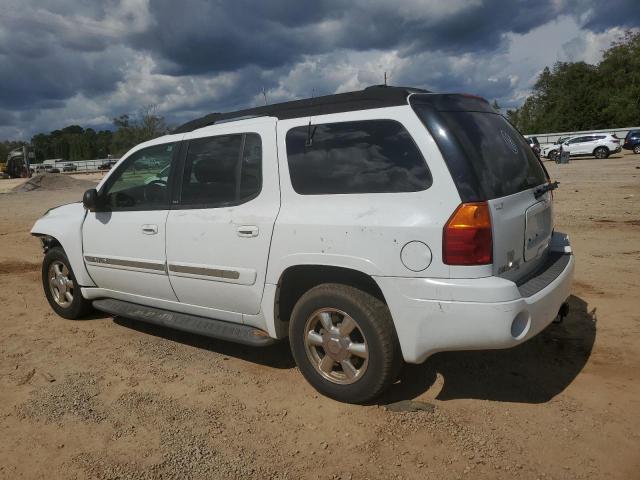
<box><xmin>31</xmin><ymin>86</ymin><xmax>574</xmax><ymax>403</ymax></box>
<box><xmin>561</xmin><ymin>133</ymin><xmax>621</xmax><ymax>159</ymax></box>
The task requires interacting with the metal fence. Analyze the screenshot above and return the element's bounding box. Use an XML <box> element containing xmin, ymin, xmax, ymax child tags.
<box><xmin>38</xmin><ymin>158</ymin><xmax>119</xmax><ymax>172</ymax></box>
<box><xmin>526</xmin><ymin>127</ymin><xmax>639</xmax><ymax>144</ymax></box>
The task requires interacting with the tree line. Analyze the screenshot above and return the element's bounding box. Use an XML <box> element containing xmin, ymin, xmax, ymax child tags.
<box><xmin>1</xmin><ymin>105</ymin><xmax>170</xmax><ymax>163</ymax></box>
<box><xmin>507</xmin><ymin>31</ymin><xmax>640</xmax><ymax>134</ymax></box>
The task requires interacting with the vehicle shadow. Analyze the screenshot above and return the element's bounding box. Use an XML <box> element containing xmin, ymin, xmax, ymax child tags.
<box><xmin>378</xmin><ymin>294</ymin><xmax>596</xmax><ymax>405</ymax></box>
<box><xmin>112</xmin><ymin>316</ymin><xmax>296</xmax><ymax>369</ymax></box>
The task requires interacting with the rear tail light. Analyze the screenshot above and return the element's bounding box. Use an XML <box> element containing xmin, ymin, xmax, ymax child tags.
<box><xmin>443</xmin><ymin>202</ymin><xmax>492</xmax><ymax>265</ymax></box>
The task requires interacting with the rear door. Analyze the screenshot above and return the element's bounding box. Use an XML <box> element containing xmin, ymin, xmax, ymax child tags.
<box><xmin>411</xmin><ymin>95</ymin><xmax>551</xmax><ymax>282</ymax></box>
<box><xmin>583</xmin><ymin>135</ymin><xmax>600</xmax><ymax>154</ymax></box>
<box><xmin>165</xmin><ymin>118</ymin><xmax>280</xmax><ymax>317</ymax></box>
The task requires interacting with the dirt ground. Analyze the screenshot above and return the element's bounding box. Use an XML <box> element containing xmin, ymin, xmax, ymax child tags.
<box><xmin>0</xmin><ymin>153</ymin><xmax>639</xmax><ymax>480</ymax></box>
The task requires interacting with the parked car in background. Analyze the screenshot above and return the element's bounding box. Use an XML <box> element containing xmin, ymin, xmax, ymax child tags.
<box><xmin>541</xmin><ymin>136</ymin><xmax>573</xmax><ymax>161</ymax></box>
<box><xmin>561</xmin><ymin>134</ymin><xmax>621</xmax><ymax>159</ymax></box>
<box><xmin>623</xmin><ymin>130</ymin><xmax>640</xmax><ymax>154</ymax></box>
<box><xmin>525</xmin><ymin>136</ymin><xmax>540</xmax><ymax>157</ymax></box>
<box><xmin>98</xmin><ymin>160</ymin><xmax>117</xmax><ymax>170</ymax></box>
<box><xmin>31</xmin><ymin>86</ymin><xmax>573</xmax><ymax>403</ymax></box>
<box><xmin>62</xmin><ymin>163</ymin><xmax>77</xmax><ymax>172</ymax></box>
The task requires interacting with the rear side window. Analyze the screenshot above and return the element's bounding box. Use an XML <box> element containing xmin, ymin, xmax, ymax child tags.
<box><xmin>414</xmin><ymin>104</ymin><xmax>546</xmax><ymax>200</ymax></box>
<box><xmin>285</xmin><ymin>120</ymin><xmax>431</xmax><ymax>195</ymax></box>
<box><xmin>179</xmin><ymin>133</ymin><xmax>261</xmax><ymax>207</ymax></box>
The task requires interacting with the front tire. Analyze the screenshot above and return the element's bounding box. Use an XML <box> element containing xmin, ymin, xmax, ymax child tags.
<box><xmin>594</xmin><ymin>146</ymin><xmax>609</xmax><ymax>159</ymax></box>
<box><xmin>289</xmin><ymin>283</ymin><xmax>401</xmax><ymax>403</ymax></box>
<box><xmin>548</xmin><ymin>150</ymin><xmax>558</xmax><ymax>162</ymax></box>
<box><xmin>634</xmin><ymin>145</ymin><xmax>640</xmax><ymax>154</ymax></box>
<box><xmin>42</xmin><ymin>247</ymin><xmax>92</xmax><ymax>319</ymax></box>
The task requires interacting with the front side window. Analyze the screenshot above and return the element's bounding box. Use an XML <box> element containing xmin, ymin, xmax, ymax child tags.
<box><xmin>179</xmin><ymin>133</ymin><xmax>262</xmax><ymax>207</ymax></box>
<box><xmin>285</xmin><ymin>120</ymin><xmax>431</xmax><ymax>195</ymax></box>
<box><xmin>103</xmin><ymin>143</ymin><xmax>175</xmax><ymax>210</ymax></box>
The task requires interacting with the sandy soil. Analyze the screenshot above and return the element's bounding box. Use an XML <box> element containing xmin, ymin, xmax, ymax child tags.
<box><xmin>0</xmin><ymin>152</ymin><xmax>639</xmax><ymax>479</ymax></box>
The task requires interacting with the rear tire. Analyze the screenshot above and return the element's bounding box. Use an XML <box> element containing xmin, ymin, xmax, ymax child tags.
<box><xmin>42</xmin><ymin>247</ymin><xmax>92</xmax><ymax>319</ymax></box>
<box><xmin>289</xmin><ymin>283</ymin><xmax>401</xmax><ymax>403</ymax></box>
<box><xmin>594</xmin><ymin>146</ymin><xmax>609</xmax><ymax>159</ymax></box>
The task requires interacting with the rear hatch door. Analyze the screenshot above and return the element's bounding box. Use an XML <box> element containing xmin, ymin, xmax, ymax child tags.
<box><xmin>411</xmin><ymin>95</ymin><xmax>552</xmax><ymax>282</ymax></box>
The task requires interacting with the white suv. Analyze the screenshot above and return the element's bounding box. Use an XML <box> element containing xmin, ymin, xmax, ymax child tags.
<box><xmin>32</xmin><ymin>86</ymin><xmax>574</xmax><ymax>403</ymax></box>
<box><xmin>561</xmin><ymin>133</ymin><xmax>621</xmax><ymax>159</ymax></box>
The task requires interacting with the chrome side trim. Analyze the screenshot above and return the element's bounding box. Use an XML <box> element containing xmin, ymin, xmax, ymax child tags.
<box><xmin>84</xmin><ymin>255</ymin><xmax>166</xmax><ymax>272</ymax></box>
<box><xmin>168</xmin><ymin>264</ymin><xmax>240</xmax><ymax>280</ymax></box>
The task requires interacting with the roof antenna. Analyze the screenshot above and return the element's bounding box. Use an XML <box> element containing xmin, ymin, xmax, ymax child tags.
<box><xmin>262</xmin><ymin>87</ymin><xmax>268</xmax><ymax>105</ymax></box>
<box><xmin>305</xmin><ymin>88</ymin><xmax>317</xmax><ymax>148</ymax></box>
<box><xmin>384</xmin><ymin>71</ymin><xmax>387</xmax><ymax>86</ymax></box>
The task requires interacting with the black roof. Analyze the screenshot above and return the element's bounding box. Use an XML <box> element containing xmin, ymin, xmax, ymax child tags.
<box><xmin>174</xmin><ymin>85</ymin><xmax>430</xmax><ymax>134</ymax></box>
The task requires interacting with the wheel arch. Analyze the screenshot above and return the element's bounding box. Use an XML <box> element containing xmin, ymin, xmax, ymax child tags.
<box><xmin>593</xmin><ymin>145</ymin><xmax>609</xmax><ymax>156</ymax></box>
<box><xmin>31</xmin><ymin>203</ymin><xmax>96</xmax><ymax>287</ymax></box>
<box><xmin>272</xmin><ymin>264</ymin><xmax>388</xmax><ymax>338</ymax></box>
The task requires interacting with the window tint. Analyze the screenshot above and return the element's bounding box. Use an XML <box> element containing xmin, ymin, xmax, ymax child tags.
<box><xmin>286</xmin><ymin>120</ymin><xmax>431</xmax><ymax>195</ymax></box>
<box><xmin>413</xmin><ymin>106</ymin><xmax>547</xmax><ymax>200</ymax></box>
<box><xmin>179</xmin><ymin>133</ymin><xmax>262</xmax><ymax>207</ymax></box>
<box><xmin>103</xmin><ymin>143</ymin><xmax>175</xmax><ymax>210</ymax></box>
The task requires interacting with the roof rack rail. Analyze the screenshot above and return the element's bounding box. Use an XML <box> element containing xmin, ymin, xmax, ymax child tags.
<box><xmin>214</xmin><ymin>114</ymin><xmax>264</xmax><ymax>125</ymax></box>
<box><xmin>174</xmin><ymin>85</ymin><xmax>430</xmax><ymax>134</ymax></box>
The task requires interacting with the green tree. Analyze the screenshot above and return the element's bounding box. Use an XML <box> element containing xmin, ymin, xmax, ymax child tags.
<box><xmin>509</xmin><ymin>31</ymin><xmax>640</xmax><ymax>133</ymax></box>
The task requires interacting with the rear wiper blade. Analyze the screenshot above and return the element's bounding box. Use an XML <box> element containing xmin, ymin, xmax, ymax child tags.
<box><xmin>534</xmin><ymin>181</ymin><xmax>559</xmax><ymax>199</ymax></box>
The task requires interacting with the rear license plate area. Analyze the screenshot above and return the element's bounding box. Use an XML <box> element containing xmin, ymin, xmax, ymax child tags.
<box><xmin>524</xmin><ymin>201</ymin><xmax>552</xmax><ymax>261</ymax></box>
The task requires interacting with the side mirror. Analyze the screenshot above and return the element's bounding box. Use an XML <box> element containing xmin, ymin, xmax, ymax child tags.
<box><xmin>82</xmin><ymin>188</ymin><xmax>100</xmax><ymax>211</ymax></box>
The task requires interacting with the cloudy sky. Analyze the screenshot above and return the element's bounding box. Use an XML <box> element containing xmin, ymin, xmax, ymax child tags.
<box><xmin>0</xmin><ymin>0</ymin><xmax>638</xmax><ymax>140</ymax></box>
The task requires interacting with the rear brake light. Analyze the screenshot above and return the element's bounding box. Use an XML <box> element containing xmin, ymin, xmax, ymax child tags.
<box><xmin>443</xmin><ymin>203</ymin><xmax>492</xmax><ymax>265</ymax></box>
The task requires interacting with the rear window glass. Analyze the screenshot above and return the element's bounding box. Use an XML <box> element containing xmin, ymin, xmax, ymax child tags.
<box><xmin>414</xmin><ymin>107</ymin><xmax>547</xmax><ymax>199</ymax></box>
<box><xmin>285</xmin><ymin>120</ymin><xmax>431</xmax><ymax>195</ymax></box>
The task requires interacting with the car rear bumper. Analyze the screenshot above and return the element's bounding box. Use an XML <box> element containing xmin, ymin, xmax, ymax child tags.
<box><xmin>375</xmin><ymin>235</ymin><xmax>575</xmax><ymax>364</ymax></box>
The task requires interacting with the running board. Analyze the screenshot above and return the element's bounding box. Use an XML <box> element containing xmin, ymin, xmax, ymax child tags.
<box><xmin>92</xmin><ymin>298</ymin><xmax>276</xmax><ymax>347</ymax></box>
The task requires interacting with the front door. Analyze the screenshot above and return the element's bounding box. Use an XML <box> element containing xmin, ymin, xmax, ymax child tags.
<box><xmin>82</xmin><ymin>140</ymin><xmax>180</xmax><ymax>301</ymax></box>
<box><xmin>165</xmin><ymin>118</ymin><xmax>280</xmax><ymax>316</ymax></box>
<box><xmin>566</xmin><ymin>136</ymin><xmax>587</xmax><ymax>155</ymax></box>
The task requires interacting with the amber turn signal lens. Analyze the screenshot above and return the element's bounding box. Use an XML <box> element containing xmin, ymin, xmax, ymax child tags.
<box><xmin>443</xmin><ymin>202</ymin><xmax>492</xmax><ymax>265</ymax></box>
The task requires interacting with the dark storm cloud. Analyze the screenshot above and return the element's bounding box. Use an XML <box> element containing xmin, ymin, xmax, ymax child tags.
<box><xmin>135</xmin><ymin>0</ymin><xmax>567</xmax><ymax>75</ymax></box>
<box><xmin>1</xmin><ymin>0</ymin><xmax>639</xmax><ymax>139</ymax></box>
<box><xmin>0</xmin><ymin>42</ymin><xmax>125</xmax><ymax>110</ymax></box>
<box><xmin>577</xmin><ymin>0</ymin><xmax>640</xmax><ymax>31</ymax></box>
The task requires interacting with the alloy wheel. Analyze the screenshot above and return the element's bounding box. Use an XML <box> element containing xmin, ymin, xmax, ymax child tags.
<box><xmin>303</xmin><ymin>308</ymin><xmax>369</xmax><ymax>385</ymax></box>
<box><xmin>48</xmin><ymin>260</ymin><xmax>74</xmax><ymax>308</ymax></box>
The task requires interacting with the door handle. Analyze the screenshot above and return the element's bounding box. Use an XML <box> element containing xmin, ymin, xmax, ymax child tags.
<box><xmin>142</xmin><ymin>224</ymin><xmax>158</xmax><ymax>235</ymax></box>
<box><xmin>237</xmin><ymin>225</ymin><xmax>259</xmax><ymax>237</ymax></box>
